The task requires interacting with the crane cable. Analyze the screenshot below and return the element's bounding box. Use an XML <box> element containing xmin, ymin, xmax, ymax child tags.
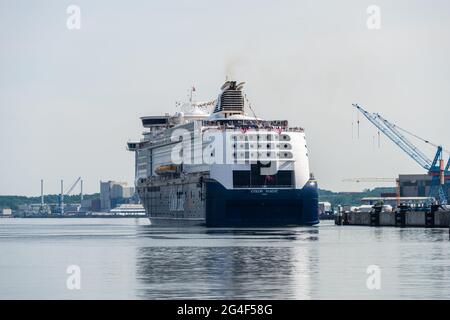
<box><xmin>389</xmin><ymin>123</ymin><xmax>450</xmax><ymax>155</ymax></box>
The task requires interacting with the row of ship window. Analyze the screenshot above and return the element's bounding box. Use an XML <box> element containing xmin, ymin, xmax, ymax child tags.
<box><xmin>232</xmin><ymin>143</ymin><xmax>292</xmax><ymax>149</ymax></box>
<box><xmin>142</xmin><ymin>187</ymin><xmax>201</xmax><ymax>199</ymax></box>
<box><xmin>232</xmin><ymin>134</ymin><xmax>291</xmax><ymax>141</ymax></box>
<box><xmin>231</xmin><ymin>151</ymin><xmax>293</xmax><ymax>159</ymax></box>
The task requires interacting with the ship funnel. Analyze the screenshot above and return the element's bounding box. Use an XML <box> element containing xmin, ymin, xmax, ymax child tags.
<box><xmin>213</xmin><ymin>80</ymin><xmax>245</xmax><ymax>115</ymax></box>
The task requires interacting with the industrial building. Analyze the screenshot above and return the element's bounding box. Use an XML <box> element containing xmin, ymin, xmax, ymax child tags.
<box><xmin>80</xmin><ymin>198</ymin><xmax>101</xmax><ymax>212</ymax></box>
<box><xmin>399</xmin><ymin>174</ymin><xmax>450</xmax><ymax>199</ymax></box>
<box><xmin>100</xmin><ymin>181</ymin><xmax>134</xmax><ymax>211</ymax></box>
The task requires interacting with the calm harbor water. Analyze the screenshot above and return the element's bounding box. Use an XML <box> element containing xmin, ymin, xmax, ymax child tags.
<box><xmin>1</xmin><ymin>218</ymin><xmax>450</xmax><ymax>299</ymax></box>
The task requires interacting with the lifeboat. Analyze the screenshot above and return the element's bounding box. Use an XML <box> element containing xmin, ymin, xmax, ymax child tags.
<box><xmin>155</xmin><ymin>164</ymin><xmax>179</xmax><ymax>175</ymax></box>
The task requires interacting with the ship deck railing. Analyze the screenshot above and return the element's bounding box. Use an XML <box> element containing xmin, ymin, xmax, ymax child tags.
<box><xmin>201</xmin><ymin>120</ymin><xmax>304</xmax><ymax>133</ymax></box>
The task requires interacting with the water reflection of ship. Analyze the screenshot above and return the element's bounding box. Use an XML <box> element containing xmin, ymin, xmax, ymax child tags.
<box><xmin>134</xmin><ymin>228</ymin><xmax>319</xmax><ymax>299</ymax></box>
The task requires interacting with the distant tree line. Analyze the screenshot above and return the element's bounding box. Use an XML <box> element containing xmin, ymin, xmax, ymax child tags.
<box><xmin>0</xmin><ymin>188</ymin><xmax>394</xmax><ymax>210</ymax></box>
<box><xmin>0</xmin><ymin>194</ymin><xmax>100</xmax><ymax>210</ymax></box>
<box><xmin>318</xmin><ymin>187</ymin><xmax>395</xmax><ymax>208</ymax></box>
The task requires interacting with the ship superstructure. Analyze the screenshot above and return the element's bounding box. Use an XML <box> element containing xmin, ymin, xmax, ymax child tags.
<box><xmin>127</xmin><ymin>81</ymin><xmax>319</xmax><ymax>226</ymax></box>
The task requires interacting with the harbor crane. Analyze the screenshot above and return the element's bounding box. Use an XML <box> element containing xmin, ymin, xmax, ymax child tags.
<box><xmin>59</xmin><ymin>177</ymin><xmax>82</xmax><ymax>214</ymax></box>
<box><xmin>353</xmin><ymin>104</ymin><xmax>450</xmax><ymax>205</ymax></box>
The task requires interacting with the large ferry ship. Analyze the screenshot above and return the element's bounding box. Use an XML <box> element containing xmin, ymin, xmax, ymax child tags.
<box><xmin>127</xmin><ymin>81</ymin><xmax>319</xmax><ymax>227</ymax></box>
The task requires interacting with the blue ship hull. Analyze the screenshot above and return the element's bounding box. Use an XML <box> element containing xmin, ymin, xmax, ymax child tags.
<box><xmin>205</xmin><ymin>180</ymin><xmax>319</xmax><ymax>227</ymax></box>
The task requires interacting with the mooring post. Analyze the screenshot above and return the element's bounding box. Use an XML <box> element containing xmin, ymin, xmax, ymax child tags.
<box><xmin>395</xmin><ymin>204</ymin><xmax>408</xmax><ymax>228</ymax></box>
<box><xmin>371</xmin><ymin>205</ymin><xmax>382</xmax><ymax>227</ymax></box>
<box><xmin>426</xmin><ymin>204</ymin><xmax>439</xmax><ymax>228</ymax></box>
<box><xmin>335</xmin><ymin>211</ymin><xmax>342</xmax><ymax>225</ymax></box>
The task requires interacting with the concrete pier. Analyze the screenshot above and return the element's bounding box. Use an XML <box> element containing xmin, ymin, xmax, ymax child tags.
<box><xmin>336</xmin><ymin>208</ymin><xmax>450</xmax><ymax>228</ymax></box>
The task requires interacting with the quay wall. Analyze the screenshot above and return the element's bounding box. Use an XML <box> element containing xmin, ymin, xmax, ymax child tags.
<box><xmin>336</xmin><ymin>210</ymin><xmax>450</xmax><ymax>228</ymax></box>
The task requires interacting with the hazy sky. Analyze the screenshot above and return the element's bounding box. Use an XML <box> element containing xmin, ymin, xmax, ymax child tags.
<box><xmin>1</xmin><ymin>0</ymin><xmax>450</xmax><ymax>196</ymax></box>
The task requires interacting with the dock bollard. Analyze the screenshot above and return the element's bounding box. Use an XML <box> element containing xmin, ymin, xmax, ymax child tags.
<box><xmin>335</xmin><ymin>212</ymin><xmax>342</xmax><ymax>225</ymax></box>
<box><xmin>343</xmin><ymin>211</ymin><xmax>349</xmax><ymax>225</ymax></box>
<box><xmin>370</xmin><ymin>205</ymin><xmax>382</xmax><ymax>227</ymax></box>
<box><xmin>395</xmin><ymin>204</ymin><xmax>408</xmax><ymax>228</ymax></box>
<box><xmin>335</xmin><ymin>209</ymin><xmax>348</xmax><ymax>225</ymax></box>
<box><xmin>425</xmin><ymin>204</ymin><xmax>439</xmax><ymax>228</ymax></box>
